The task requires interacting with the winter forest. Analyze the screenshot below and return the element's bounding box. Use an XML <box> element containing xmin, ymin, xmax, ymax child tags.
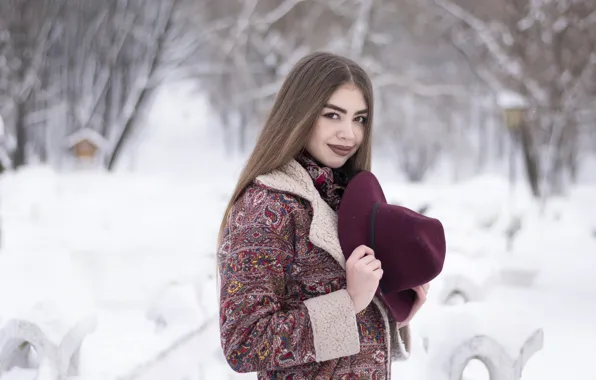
<box><xmin>0</xmin><ymin>0</ymin><xmax>594</xmax><ymax>192</ymax></box>
<box><xmin>0</xmin><ymin>0</ymin><xmax>596</xmax><ymax>379</ymax></box>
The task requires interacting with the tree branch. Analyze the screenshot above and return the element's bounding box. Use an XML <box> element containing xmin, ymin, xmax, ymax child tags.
<box><xmin>432</xmin><ymin>0</ymin><xmax>545</xmax><ymax>102</ymax></box>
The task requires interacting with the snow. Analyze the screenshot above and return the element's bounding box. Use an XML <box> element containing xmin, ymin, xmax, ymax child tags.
<box><xmin>415</xmin><ymin>301</ymin><xmax>541</xmax><ymax>361</ymax></box>
<box><xmin>552</xmin><ymin>17</ymin><xmax>568</xmax><ymax>33</ymax></box>
<box><xmin>1</xmin><ymin>84</ymin><xmax>596</xmax><ymax>379</ymax></box>
<box><xmin>65</xmin><ymin>128</ymin><xmax>109</xmax><ymax>150</ymax></box>
<box><xmin>497</xmin><ymin>91</ymin><xmax>528</xmax><ymax>109</ymax></box>
<box><xmin>0</xmin><ymin>249</ymin><xmax>97</xmax><ymax>346</ymax></box>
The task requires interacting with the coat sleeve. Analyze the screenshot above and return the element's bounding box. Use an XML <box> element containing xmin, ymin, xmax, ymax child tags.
<box><xmin>218</xmin><ymin>192</ymin><xmax>360</xmax><ymax>373</ymax></box>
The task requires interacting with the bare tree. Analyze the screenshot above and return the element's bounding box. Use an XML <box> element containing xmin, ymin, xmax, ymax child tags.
<box><xmin>0</xmin><ymin>115</ymin><xmax>10</xmax><ymax>173</ymax></box>
<box><xmin>53</xmin><ymin>0</ymin><xmax>186</xmax><ymax>170</ymax></box>
<box><xmin>0</xmin><ymin>0</ymin><xmax>66</xmax><ymax>169</ymax></box>
<box><xmin>199</xmin><ymin>0</ymin><xmax>343</xmax><ymax>152</ymax></box>
<box><xmin>0</xmin><ymin>0</ymin><xmax>221</xmax><ymax>171</ymax></box>
<box><xmin>10</xmin><ymin>0</ymin><xmax>587</xmax><ymax>188</ymax></box>
<box><xmin>432</xmin><ymin>0</ymin><xmax>596</xmax><ymax>195</ymax></box>
<box><xmin>197</xmin><ymin>0</ymin><xmax>487</xmax><ymax>169</ymax></box>
<box><xmin>104</xmin><ymin>0</ymin><xmax>184</xmax><ymax>170</ymax></box>
<box><xmin>350</xmin><ymin>0</ymin><xmax>494</xmax><ymax>181</ymax></box>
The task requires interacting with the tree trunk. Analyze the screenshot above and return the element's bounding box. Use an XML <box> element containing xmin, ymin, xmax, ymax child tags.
<box><xmin>567</xmin><ymin>148</ymin><xmax>578</xmax><ymax>184</ymax></box>
<box><xmin>477</xmin><ymin>108</ymin><xmax>488</xmax><ymax>172</ymax></box>
<box><xmin>13</xmin><ymin>100</ymin><xmax>27</xmax><ymax>168</ymax></box>
<box><xmin>565</xmin><ymin>123</ymin><xmax>579</xmax><ymax>184</ymax></box>
<box><xmin>496</xmin><ymin>111</ymin><xmax>506</xmax><ymax>160</ymax></box>
<box><xmin>238</xmin><ymin>108</ymin><xmax>248</xmax><ymax>153</ymax></box>
<box><xmin>548</xmin><ymin>152</ymin><xmax>565</xmax><ymax>195</ymax></box>
<box><xmin>547</xmin><ymin>119</ymin><xmax>577</xmax><ymax>194</ymax></box>
<box><xmin>107</xmin><ymin>0</ymin><xmax>178</xmax><ymax>170</ymax></box>
<box><xmin>518</xmin><ymin>120</ymin><xmax>541</xmax><ymax>197</ymax></box>
<box><xmin>220</xmin><ymin>110</ymin><xmax>232</xmax><ymax>155</ymax></box>
<box><xmin>107</xmin><ymin>86</ymin><xmax>156</xmax><ymax>171</ymax></box>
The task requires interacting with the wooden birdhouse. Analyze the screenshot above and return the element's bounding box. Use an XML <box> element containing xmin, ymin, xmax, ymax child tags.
<box><xmin>497</xmin><ymin>91</ymin><xmax>528</xmax><ymax>132</ymax></box>
<box><xmin>74</xmin><ymin>139</ymin><xmax>98</xmax><ymax>159</ymax></box>
<box><xmin>65</xmin><ymin>128</ymin><xmax>108</xmax><ymax>166</ymax></box>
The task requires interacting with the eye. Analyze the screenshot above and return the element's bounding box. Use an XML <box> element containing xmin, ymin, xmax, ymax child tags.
<box><xmin>355</xmin><ymin>116</ymin><xmax>368</xmax><ymax>124</ymax></box>
<box><xmin>323</xmin><ymin>112</ymin><xmax>340</xmax><ymax>120</ymax></box>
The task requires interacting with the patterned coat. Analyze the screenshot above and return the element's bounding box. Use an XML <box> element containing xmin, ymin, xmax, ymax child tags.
<box><xmin>218</xmin><ymin>159</ymin><xmax>411</xmax><ymax>379</ymax></box>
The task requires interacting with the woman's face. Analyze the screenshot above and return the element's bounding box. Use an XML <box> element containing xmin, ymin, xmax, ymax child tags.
<box><xmin>305</xmin><ymin>84</ymin><xmax>368</xmax><ymax>169</ymax></box>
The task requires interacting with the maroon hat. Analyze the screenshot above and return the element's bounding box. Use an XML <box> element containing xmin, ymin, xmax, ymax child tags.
<box><xmin>338</xmin><ymin>171</ymin><xmax>446</xmax><ymax>322</ymax></box>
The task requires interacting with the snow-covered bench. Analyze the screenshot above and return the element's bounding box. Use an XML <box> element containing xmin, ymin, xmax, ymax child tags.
<box><xmin>0</xmin><ymin>251</ymin><xmax>98</xmax><ymax>379</ymax></box>
<box><xmin>429</xmin><ymin>254</ymin><xmax>498</xmax><ymax>306</ymax></box>
<box><xmin>497</xmin><ymin>254</ymin><xmax>540</xmax><ymax>288</ymax></box>
<box><xmin>402</xmin><ymin>302</ymin><xmax>544</xmax><ymax>380</ymax></box>
<box><xmin>0</xmin><ymin>315</ymin><xmax>97</xmax><ymax>378</ymax></box>
<box><xmin>446</xmin><ymin>329</ymin><xmax>543</xmax><ymax>380</ymax></box>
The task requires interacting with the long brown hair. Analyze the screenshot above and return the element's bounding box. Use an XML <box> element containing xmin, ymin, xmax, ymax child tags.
<box><xmin>217</xmin><ymin>52</ymin><xmax>375</xmax><ymax>249</ymax></box>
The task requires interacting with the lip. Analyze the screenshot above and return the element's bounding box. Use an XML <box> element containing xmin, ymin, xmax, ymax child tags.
<box><xmin>328</xmin><ymin>144</ymin><xmax>354</xmax><ymax>157</ymax></box>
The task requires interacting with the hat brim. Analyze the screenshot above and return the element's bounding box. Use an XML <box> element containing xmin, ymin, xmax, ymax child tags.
<box><xmin>338</xmin><ymin>171</ymin><xmax>416</xmax><ymax>321</ymax></box>
<box><xmin>337</xmin><ymin>171</ymin><xmax>385</xmax><ymax>261</ymax></box>
<box><xmin>379</xmin><ymin>289</ymin><xmax>416</xmax><ymax>322</ymax></box>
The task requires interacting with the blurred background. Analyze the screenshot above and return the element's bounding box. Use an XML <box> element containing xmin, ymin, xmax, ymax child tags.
<box><xmin>0</xmin><ymin>0</ymin><xmax>595</xmax><ymax>379</ymax></box>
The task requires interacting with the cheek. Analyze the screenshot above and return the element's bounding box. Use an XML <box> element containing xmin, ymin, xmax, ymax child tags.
<box><xmin>354</xmin><ymin>124</ymin><xmax>366</xmax><ymax>145</ymax></box>
<box><xmin>306</xmin><ymin>122</ymin><xmax>324</xmax><ymax>149</ymax></box>
<box><xmin>309</xmin><ymin>119</ymin><xmax>332</xmax><ymax>145</ymax></box>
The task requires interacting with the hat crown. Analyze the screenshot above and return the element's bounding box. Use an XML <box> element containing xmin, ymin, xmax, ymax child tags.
<box><xmin>338</xmin><ymin>170</ymin><xmax>446</xmax><ymax>322</ymax></box>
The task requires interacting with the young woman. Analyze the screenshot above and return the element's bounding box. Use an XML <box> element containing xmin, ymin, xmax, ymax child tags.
<box><xmin>217</xmin><ymin>52</ymin><xmax>427</xmax><ymax>379</ymax></box>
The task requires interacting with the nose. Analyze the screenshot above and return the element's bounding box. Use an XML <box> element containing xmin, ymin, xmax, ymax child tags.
<box><xmin>337</xmin><ymin>119</ymin><xmax>356</xmax><ymax>140</ymax></box>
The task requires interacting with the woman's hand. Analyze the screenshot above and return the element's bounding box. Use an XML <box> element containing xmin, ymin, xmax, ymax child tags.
<box><xmin>346</xmin><ymin>245</ymin><xmax>383</xmax><ymax>314</ymax></box>
<box><xmin>398</xmin><ymin>283</ymin><xmax>430</xmax><ymax>327</ymax></box>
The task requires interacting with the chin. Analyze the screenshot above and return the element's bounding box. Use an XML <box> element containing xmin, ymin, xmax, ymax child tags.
<box><xmin>320</xmin><ymin>155</ymin><xmax>350</xmax><ymax>169</ymax></box>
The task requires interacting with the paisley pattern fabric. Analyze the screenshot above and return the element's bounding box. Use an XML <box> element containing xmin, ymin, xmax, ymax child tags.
<box><xmin>295</xmin><ymin>152</ymin><xmax>349</xmax><ymax>212</ymax></box>
<box><xmin>218</xmin><ymin>158</ymin><xmax>407</xmax><ymax>379</ymax></box>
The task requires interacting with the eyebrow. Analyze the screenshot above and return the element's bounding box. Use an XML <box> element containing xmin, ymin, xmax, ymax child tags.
<box><xmin>324</xmin><ymin>103</ymin><xmax>368</xmax><ymax>116</ymax></box>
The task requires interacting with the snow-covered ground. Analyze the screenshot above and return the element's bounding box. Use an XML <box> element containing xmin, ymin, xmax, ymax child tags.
<box><xmin>1</xmin><ymin>85</ymin><xmax>595</xmax><ymax>379</ymax></box>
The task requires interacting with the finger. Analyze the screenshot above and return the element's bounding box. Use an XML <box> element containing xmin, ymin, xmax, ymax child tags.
<box><xmin>358</xmin><ymin>254</ymin><xmax>377</xmax><ymax>266</ymax></box>
<box><xmin>374</xmin><ymin>268</ymin><xmax>384</xmax><ymax>279</ymax></box>
<box><xmin>348</xmin><ymin>245</ymin><xmax>374</xmax><ymax>261</ymax></box>
<box><xmin>417</xmin><ymin>286</ymin><xmax>427</xmax><ymax>297</ymax></box>
<box><xmin>418</xmin><ymin>291</ymin><xmax>427</xmax><ymax>303</ymax></box>
<box><xmin>358</xmin><ymin>244</ymin><xmax>375</xmax><ymax>256</ymax></box>
<box><xmin>366</xmin><ymin>259</ymin><xmax>382</xmax><ymax>271</ymax></box>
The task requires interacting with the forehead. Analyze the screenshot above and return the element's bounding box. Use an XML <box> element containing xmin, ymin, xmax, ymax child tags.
<box><xmin>326</xmin><ymin>84</ymin><xmax>367</xmax><ymax>111</ymax></box>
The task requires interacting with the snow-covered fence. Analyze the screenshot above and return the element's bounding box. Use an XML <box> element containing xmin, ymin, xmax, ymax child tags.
<box><xmin>0</xmin><ymin>250</ymin><xmax>99</xmax><ymax>379</ymax></box>
<box><xmin>429</xmin><ymin>254</ymin><xmax>498</xmax><ymax>306</ymax></box>
<box><xmin>410</xmin><ymin>302</ymin><xmax>544</xmax><ymax>380</ymax></box>
<box><xmin>0</xmin><ymin>315</ymin><xmax>97</xmax><ymax>379</ymax></box>
<box><xmin>447</xmin><ymin>329</ymin><xmax>544</xmax><ymax>380</ymax></box>
<box><xmin>433</xmin><ymin>274</ymin><xmax>488</xmax><ymax>305</ymax></box>
<box><xmin>497</xmin><ymin>256</ymin><xmax>540</xmax><ymax>288</ymax></box>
